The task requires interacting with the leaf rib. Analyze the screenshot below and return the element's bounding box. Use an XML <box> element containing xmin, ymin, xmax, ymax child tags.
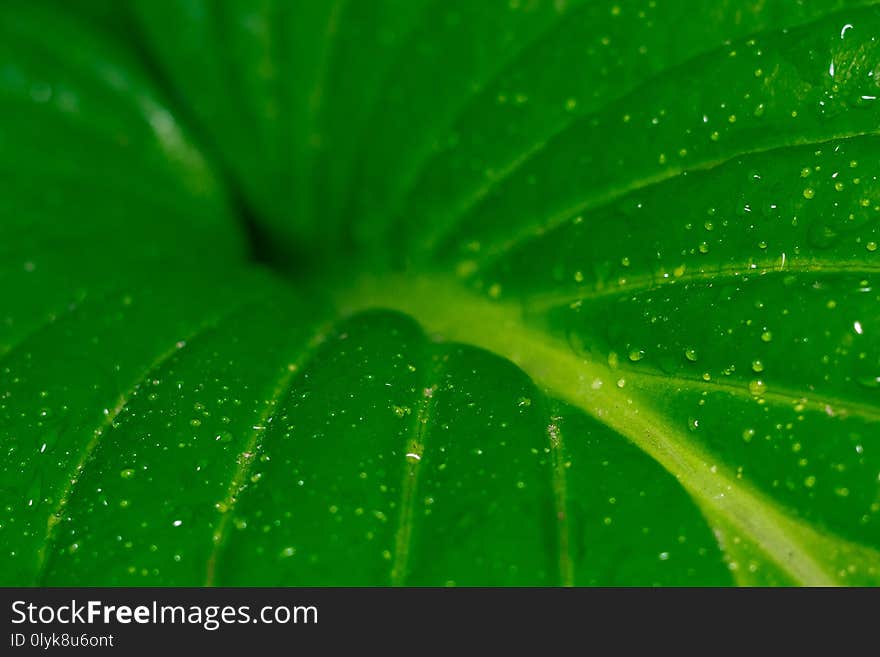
<box><xmin>389</xmin><ymin>352</ymin><xmax>441</xmax><ymax>586</ymax></box>
<box><xmin>312</xmin><ymin>0</ymin><xmax>347</xmax><ymax>126</ymax></box>
<box><xmin>621</xmin><ymin>365</ymin><xmax>880</xmax><ymax>425</ymax></box>
<box><xmin>344</xmin><ymin>0</ymin><xmax>586</xmax><ymax>238</ymax></box>
<box><xmin>469</xmin><ymin>131</ymin><xmax>880</xmax><ymax>268</ymax></box>
<box><xmin>407</xmin><ymin>1</ymin><xmax>880</xmax><ymax>255</ymax></box>
<box><xmin>334</xmin><ymin>0</ymin><xmax>440</xmax><ymax>229</ymax></box>
<box><xmin>204</xmin><ymin>322</ymin><xmax>333</xmax><ymax>586</ymax></box>
<box><xmin>546</xmin><ymin>410</ymin><xmax>573</xmax><ymax>587</ymax></box>
<box><xmin>385</xmin><ymin>1</ymin><xmax>591</xmax><ymax>216</ymax></box>
<box><xmin>340</xmin><ymin>274</ymin><xmax>880</xmax><ymax>585</ymax></box>
<box><xmin>517</xmin><ymin>258</ymin><xmax>880</xmax><ymax>311</ymax></box>
<box><xmin>34</xmin><ymin>305</ymin><xmax>248</xmax><ymax>584</ymax></box>
<box><xmin>0</xmin><ymin>263</ymin><xmax>230</xmax><ymax>364</ymax></box>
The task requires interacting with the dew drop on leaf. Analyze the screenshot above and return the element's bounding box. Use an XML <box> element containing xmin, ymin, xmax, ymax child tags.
<box><xmin>749</xmin><ymin>379</ymin><xmax>767</xmax><ymax>396</ymax></box>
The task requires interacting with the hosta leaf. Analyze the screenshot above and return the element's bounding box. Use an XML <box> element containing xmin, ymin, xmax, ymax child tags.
<box><xmin>2</xmin><ymin>0</ymin><xmax>880</xmax><ymax>586</ymax></box>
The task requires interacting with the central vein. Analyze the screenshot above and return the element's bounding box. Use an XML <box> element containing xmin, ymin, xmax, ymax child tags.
<box><xmin>336</xmin><ymin>272</ymin><xmax>880</xmax><ymax>586</ymax></box>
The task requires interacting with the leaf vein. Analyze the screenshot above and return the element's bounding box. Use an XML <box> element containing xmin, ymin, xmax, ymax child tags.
<box><xmin>204</xmin><ymin>321</ymin><xmax>333</xmax><ymax>586</ymax></box>
<box><xmin>389</xmin><ymin>352</ymin><xmax>441</xmax><ymax>586</ymax></box>
<box><xmin>474</xmin><ymin>131</ymin><xmax>880</xmax><ymax>267</ymax></box>
<box><xmin>34</xmin><ymin>304</ymin><xmax>249</xmax><ymax>584</ymax></box>
<box><xmin>519</xmin><ymin>258</ymin><xmax>880</xmax><ymax>310</ymax></box>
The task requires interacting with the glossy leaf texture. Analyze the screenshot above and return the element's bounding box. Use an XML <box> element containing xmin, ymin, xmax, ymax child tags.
<box><xmin>1</xmin><ymin>0</ymin><xmax>879</xmax><ymax>585</ymax></box>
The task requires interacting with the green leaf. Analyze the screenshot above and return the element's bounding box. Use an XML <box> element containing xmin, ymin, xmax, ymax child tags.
<box><xmin>2</xmin><ymin>0</ymin><xmax>880</xmax><ymax>586</ymax></box>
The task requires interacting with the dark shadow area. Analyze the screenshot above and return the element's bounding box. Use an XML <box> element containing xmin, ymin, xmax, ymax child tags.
<box><xmin>99</xmin><ymin>6</ymin><xmax>308</xmax><ymax>274</ymax></box>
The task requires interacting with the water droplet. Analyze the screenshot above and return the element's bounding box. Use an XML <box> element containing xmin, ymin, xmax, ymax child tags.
<box><xmin>120</xmin><ymin>468</ymin><xmax>136</xmax><ymax>479</ymax></box>
<box><xmin>628</xmin><ymin>349</ymin><xmax>645</xmax><ymax>362</ymax></box>
<box><xmin>760</xmin><ymin>330</ymin><xmax>773</xmax><ymax>343</ymax></box>
<box><xmin>684</xmin><ymin>348</ymin><xmax>699</xmax><ymax>362</ymax></box>
<box><xmin>392</xmin><ymin>405</ymin><xmax>411</xmax><ymax>418</ymax></box>
<box><xmin>803</xmin><ymin>187</ymin><xmax>815</xmax><ymax>200</ymax></box>
<box><xmin>751</xmin><ymin>360</ymin><xmax>765</xmax><ymax>373</ymax></box>
<box><xmin>749</xmin><ymin>379</ymin><xmax>766</xmax><ymax>396</ymax></box>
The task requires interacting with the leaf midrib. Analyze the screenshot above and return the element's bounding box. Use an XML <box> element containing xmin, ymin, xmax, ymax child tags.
<box><xmin>337</xmin><ymin>272</ymin><xmax>880</xmax><ymax>586</ymax></box>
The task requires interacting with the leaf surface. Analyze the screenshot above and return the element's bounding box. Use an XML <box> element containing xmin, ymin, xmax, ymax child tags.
<box><xmin>2</xmin><ymin>0</ymin><xmax>880</xmax><ymax>585</ymax></box>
